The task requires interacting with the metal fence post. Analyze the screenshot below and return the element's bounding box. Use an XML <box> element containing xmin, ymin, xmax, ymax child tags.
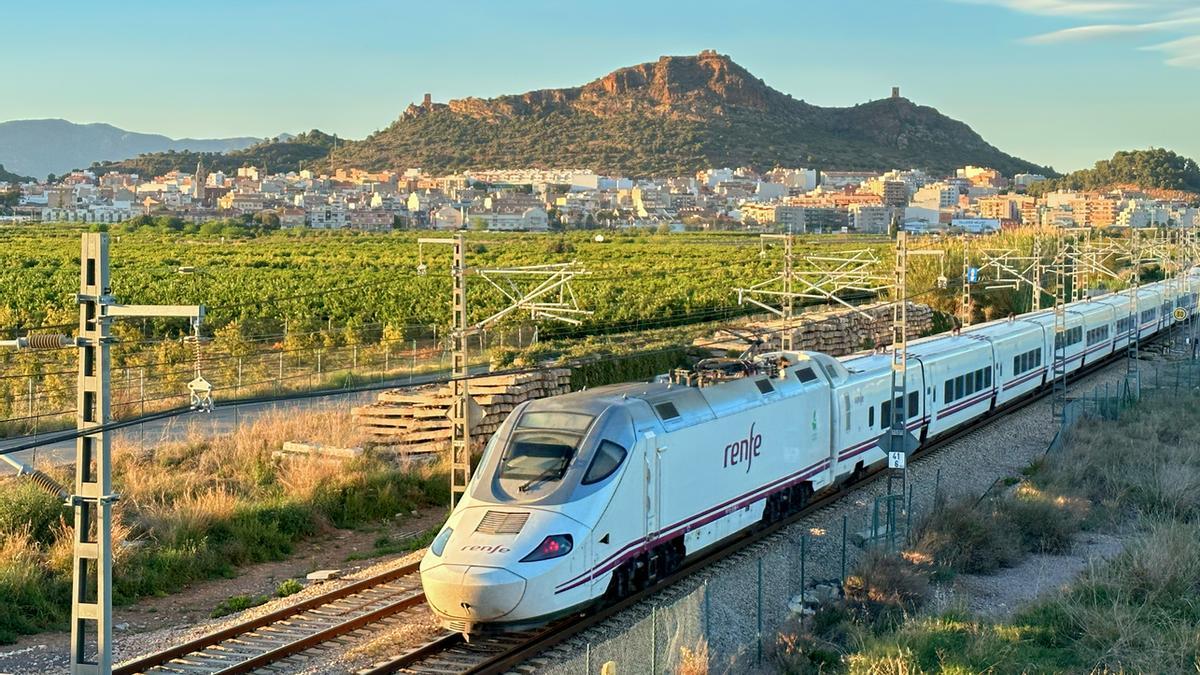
<box><xmin>650</xmin><ymin>604</ymin><xmax>657</xmax><ymax>674</ymax></box>
<box><xmin>841</xmin><ymin>515</ymin><xmax>848</xmax><ymax>580</ymax></box>
<box><xmin>703</xmin><ymin>579</ymin><xmax>710</xmax><ymax>642</ymax></box>
<box><xmin>277</xmin><ymin>351</ymin><xmax>284</xmax><ymax>392</ymax></box>
<box><xmin>756</xmin><ymin>556</ymin><xmax>763</xmax><ymax>667</ymax></box>
<box><xmin>907</xmin><ymin>484</ymin><xmax>914</xmax><ymax>544</ymax></box>
<box><xmin>800</xmin><ymin>534</ymin><xmax>806</xmax><ymax>606</ymax></box>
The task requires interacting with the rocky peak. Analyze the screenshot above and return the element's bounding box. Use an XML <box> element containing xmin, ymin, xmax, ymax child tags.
<box><xmin>405</xmin><ymin>51</ymin><xmax>785</xmax><ymax>121</ymax></box>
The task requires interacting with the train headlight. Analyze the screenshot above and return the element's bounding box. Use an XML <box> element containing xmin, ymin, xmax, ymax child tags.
<box><xmin>520</xmin><ymin>534</ymin><xmax>573</xmax><ymax>562</ymax></box>
<box><xmin>430</xmin><ymin>527</ymin><xmax>453</xmax><ymax>557</ymax></box>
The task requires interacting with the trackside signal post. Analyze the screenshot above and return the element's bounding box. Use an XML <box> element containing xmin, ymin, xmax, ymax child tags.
<box><xmin>71</xmin><ymin>233</ymin><xmax>204</xmax><ymax>674</ymax></box>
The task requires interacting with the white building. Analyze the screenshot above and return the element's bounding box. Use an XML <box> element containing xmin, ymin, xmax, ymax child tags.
<box><xmin>911</xmin><ymin>183</ymin><xmax>958</xmax><ymax>210</ymax></box>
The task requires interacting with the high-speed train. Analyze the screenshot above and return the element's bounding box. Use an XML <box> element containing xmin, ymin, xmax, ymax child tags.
<box><xmin>420</xmin><ymin>271</ymin><xmax>1200</xmax><ymax>634</ymax></box>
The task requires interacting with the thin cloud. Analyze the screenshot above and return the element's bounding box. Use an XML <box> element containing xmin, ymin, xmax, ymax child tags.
<box><xmin>1025</xmin><ymin>24</ymin><xmax>1156</xmax><ymax>43</ymax></box>
<box><xmin>1144</xmin><ymin>35</ymin><xmax>1200</xmax><ymax>67</ymax></box>
<box><xmin>960</xmin><ymin>0</ymin><xmax>1143</xmax><ymax>17</ymax></box>
<box><xmin>962</xmin><ymin>0</ymin><xmax>1200</xmax><ymax>67</ymax></box>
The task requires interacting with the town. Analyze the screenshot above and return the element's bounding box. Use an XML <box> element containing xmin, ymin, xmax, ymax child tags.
<box><xmin>2</xmin><ymin>158</ymin><xmax>1197</xmax><ymax>234</ymax></box>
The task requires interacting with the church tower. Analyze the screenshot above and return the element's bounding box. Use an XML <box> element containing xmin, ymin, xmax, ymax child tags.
<box><xmin>192</xmin><ymin>160</ymin><xmax>207</xmax><ymax>203</ymax></box>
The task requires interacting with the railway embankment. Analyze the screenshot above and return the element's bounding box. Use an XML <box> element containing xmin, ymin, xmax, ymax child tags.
<box><xmin>530</xmin><ymin>356</ymin><xmax>1189</xmax><ymax>674</ymax></box>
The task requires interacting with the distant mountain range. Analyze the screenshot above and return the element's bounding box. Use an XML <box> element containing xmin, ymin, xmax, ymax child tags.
<box><xmin>0</xmin><ymin>119</ymin><xmax>264</xmax><ymax>179</ymax></box>
<box><xmin>91</xmin><ymin>130</ymin><xmax>337</xmax><ymax>178</ymax></box>
<box><xmin>324</xmin><ymin>50</ymin><xmax>1051</xmax><ymax>177</ymax></box>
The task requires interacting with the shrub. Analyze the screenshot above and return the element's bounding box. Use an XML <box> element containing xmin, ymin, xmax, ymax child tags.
<box><xmin>0</xmin><ymin>480</ymin><xmax>67</xmax><ymax>544</ymax></box>
<box><xmin>211</xmin><ymin>593</ymin><xmax>269</xmax><ymax>618</ymax></box>
<box><xmin>276</xmin><ymin>578</ymin><xmax>303</xmax><ymax>597</ymax></box>
<box><xmin>912</xmin><ymin>497</ymin><xmax>1021</xmax><ymax>574</ymax></box>
<box><xmin>999</xmin><ymin>485</ymin><xmax>1085</xmax><ymax>555</ymax></box>
<box><xmin>845</xmin><ymin>549</ymin><xmax>929</xmax><ymax>612</ymax></box>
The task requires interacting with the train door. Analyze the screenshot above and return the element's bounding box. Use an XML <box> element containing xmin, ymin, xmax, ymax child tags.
<box><xmin>642</xmin><ymin>431</ymin><xmax>661</xmax><ymax>539</ymax></box>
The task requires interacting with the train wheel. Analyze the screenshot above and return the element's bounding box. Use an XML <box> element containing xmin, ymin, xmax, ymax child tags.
<box><xmin>606</xmin><ymin>560</ymin><xmax>635</xmax><ymax>600</ymax></box>
<box><xmin>795</xmin><ymin>482</ymin><xmax>814</xmax><ymax>511</ymax></box>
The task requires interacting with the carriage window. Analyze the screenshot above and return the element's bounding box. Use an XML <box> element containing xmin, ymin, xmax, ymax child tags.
<box><xmin>908</xmin><ymin>391</ymin><xmax>919</xmax><ymax>418</ymax></box>
<box><xmin>654</xmin><ymin>402</ymin><xmax>680</xmax><ymax>421</ymax></box>
<box><xmin>985</xmin><ymin>366</ymin><xmax>992</xmax><ymax>387</ymax></box>
<box><xmin>755</xmin><ymin>379</ymin><xmax>775</xmax><ymax>395</ymax></box>
<box><xmin>944</xmin><ymin>380</ymin><xmax>952</xmax><ymax>403</ymax></box>
<box><xmin>868</xmin><ymin>406</ymin><xmax>875</xmax><ymax>427</ymax></box>
<box><xmin>582</xmin><ymin>440</ymin><xmax>627</xmax><ymax>485</ymax></box>
<box><xmin>881</xmin><ymin>399</ymin><xmax>891</xmax><ymax>428</ymax></box>
<box><xmin>975</xmin><ymin>369</ymin><xmax>984</xmax><ymax>391</ymax></box>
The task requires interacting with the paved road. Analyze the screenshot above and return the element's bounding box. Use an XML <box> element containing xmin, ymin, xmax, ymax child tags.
<box><xmin>0</xmin><ymin>365</ymin><xmax>489</xmax><ymax>474</ymax></box>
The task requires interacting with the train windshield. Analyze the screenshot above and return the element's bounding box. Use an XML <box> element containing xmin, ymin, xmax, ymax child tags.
<box><xmin>498</xmin><ymin>412</ymin><xmax>595</xmax><ymax>489</ymax></box>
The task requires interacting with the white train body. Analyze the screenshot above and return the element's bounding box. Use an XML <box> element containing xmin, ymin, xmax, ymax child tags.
<box><xmin>420</xmin><ymin>273</ymin><xmax>1200</xmax><ymax>633</ymax></box>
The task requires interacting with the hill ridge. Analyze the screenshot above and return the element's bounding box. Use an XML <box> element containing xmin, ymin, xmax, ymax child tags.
<box><xmin>330</xmin><ymin>51</ymin><xmax>1048</xmax><ymax>177</ymax></box>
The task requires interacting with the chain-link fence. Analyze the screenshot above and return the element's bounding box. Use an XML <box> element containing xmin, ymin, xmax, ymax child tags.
<box><xmin>0</xmin><ymin>323</ymin><xmax>545</xmax><ymax>438</ymax></box>
<box><xmin>1049</xmin><ymin>357</ymin><xmax>1200</xmax><ymax>456</ymax></box>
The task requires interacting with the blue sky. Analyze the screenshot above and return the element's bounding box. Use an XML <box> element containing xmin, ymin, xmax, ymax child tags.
<box><xmin>3</xmin><ymin>0</ymin><xmax>1197</xmax><ymax>172</ymax></box>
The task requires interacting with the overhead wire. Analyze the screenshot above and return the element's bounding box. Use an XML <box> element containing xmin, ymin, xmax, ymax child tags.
<box><xmin>0</xmin><ymin>275</ymin><xmax>955</xmax><ymax>457</ymax></box>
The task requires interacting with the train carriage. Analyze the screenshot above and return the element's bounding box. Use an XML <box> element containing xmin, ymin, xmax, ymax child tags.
<box><xmin>1021</xmin><ymin>309</ymin><xmax>1086</xmax><ymax>375</ymax></box>
<box><xmin>906</xmin><ymin>335</ymin><xmax>994</xmax><ymax>437</ymax></box>
<box><xmin>829</xmin><ymin>353</ymin><xmax>926</xmax><ymax>479</ymax></box>
<box><xmin>961</xmin><ymin>318</ymin><xmax>1045</xmax><ymax>406</ymax></box>
<box><xmin>1091</xmin><ymin>293</ymin><xmax>1135</xmax><ymax>352</ymax></box>
<box><xmin>1133</xmin><ymin>288</ymin><xmax>1164</xmax><ymax>341</ymax></box>
<box><xmin>1073</xmin><ymin>301</ymin><xmax>1117</xmax><ymax>367</ymax></box>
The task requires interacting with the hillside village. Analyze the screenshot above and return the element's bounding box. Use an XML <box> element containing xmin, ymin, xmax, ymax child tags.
<box><xmin>1</xmin><ymin>161</ymin><xmax>1196</xmax><ymax>234</ymax></box>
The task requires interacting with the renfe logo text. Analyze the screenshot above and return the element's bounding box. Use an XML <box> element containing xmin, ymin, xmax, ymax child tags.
<box><xmin>724</xmin><ymin>423</ymin><xmax>762</xmax><ymax>473</ymax></box>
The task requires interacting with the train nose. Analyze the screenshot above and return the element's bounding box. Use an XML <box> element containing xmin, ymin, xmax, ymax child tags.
<box><xmin>423</xmin><ymin>564</ymin><xmax>527</xmax><ymax>621</ymax></box>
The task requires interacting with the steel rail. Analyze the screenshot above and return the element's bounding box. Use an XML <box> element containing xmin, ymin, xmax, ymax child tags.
<box><xmin>114</xmin><ymin>562</ymin><xmax>422</xmax><ymax>675</ymax></box>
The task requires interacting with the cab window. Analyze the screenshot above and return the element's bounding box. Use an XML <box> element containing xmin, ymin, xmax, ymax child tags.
<box><xmin>498</xmin><ymin>411</ymin><xmax>594</xmax><ymax>485</ymax></box>
<box><xmin>582</xmin><ymin>440</ymin><xmax>627</xmax><ymax>485</ymax></box>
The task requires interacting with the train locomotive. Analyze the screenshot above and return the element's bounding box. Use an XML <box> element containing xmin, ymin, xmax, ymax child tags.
<box><xmin>419</xmin><ymin>272</ymin><xmax>1200</xmax><ymax>635</ymax></box>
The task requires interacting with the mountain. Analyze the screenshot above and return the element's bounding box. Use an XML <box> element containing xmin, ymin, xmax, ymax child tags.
<box><xmin>0</xmin><ymin>163</ymin><xmax>31</xmax><ymax>183</ymax></box>
<box><xmin>0</xmin><ymin>119</ymin><xmax>263</xmax><ymax>179</ymax></box>
<box><xmin>91</xmin><ymin>130</ymin><xmax>338</xmax><ymax>177</ymax></box>
<box><xmin>326</xmin><ymin>51</ymin><xmax>1050</xmax><ymax>177</ymax></box>
<box><xmin>1028</xmin><ymin>148</ymin><xmax>1200</xmax><ymax>199</ymax></box>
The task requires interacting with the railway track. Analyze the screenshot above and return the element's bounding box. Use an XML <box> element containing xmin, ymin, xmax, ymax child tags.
<box><xmin>119</xmin><ymin>341</ymin><xmax>1162</xmax><ymax>675</ymax></box>
<box><xmin>113</xmin><ymin>563</ymin><xmax>425</xmax><ymax>675</ymax></box>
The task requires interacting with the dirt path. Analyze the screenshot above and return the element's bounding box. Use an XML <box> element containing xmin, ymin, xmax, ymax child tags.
<box><xmin>930</xmin><ymin>531</ymin><xmax>1127</xmax><ymax>620</ymax></box>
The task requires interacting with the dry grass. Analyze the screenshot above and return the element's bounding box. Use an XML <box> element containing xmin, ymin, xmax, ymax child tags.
<box><xmin>676</xmin><ymin>638</ymin><xmax>710</xmax><ymax>675</ymax></box>
<box><xmin>0</xmin><ymin>403</ymin><xmax>446</xmax><ymax>642</ymax></box>
<box><xmin>845</xmin><ymin>390</ymin><xmax>1200</xmax><ymax>673</ymax></box>
<box><xmin>845</xmin><ymin>549</ymin><xmax>930</xmax><ymax>611</ymax></box>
